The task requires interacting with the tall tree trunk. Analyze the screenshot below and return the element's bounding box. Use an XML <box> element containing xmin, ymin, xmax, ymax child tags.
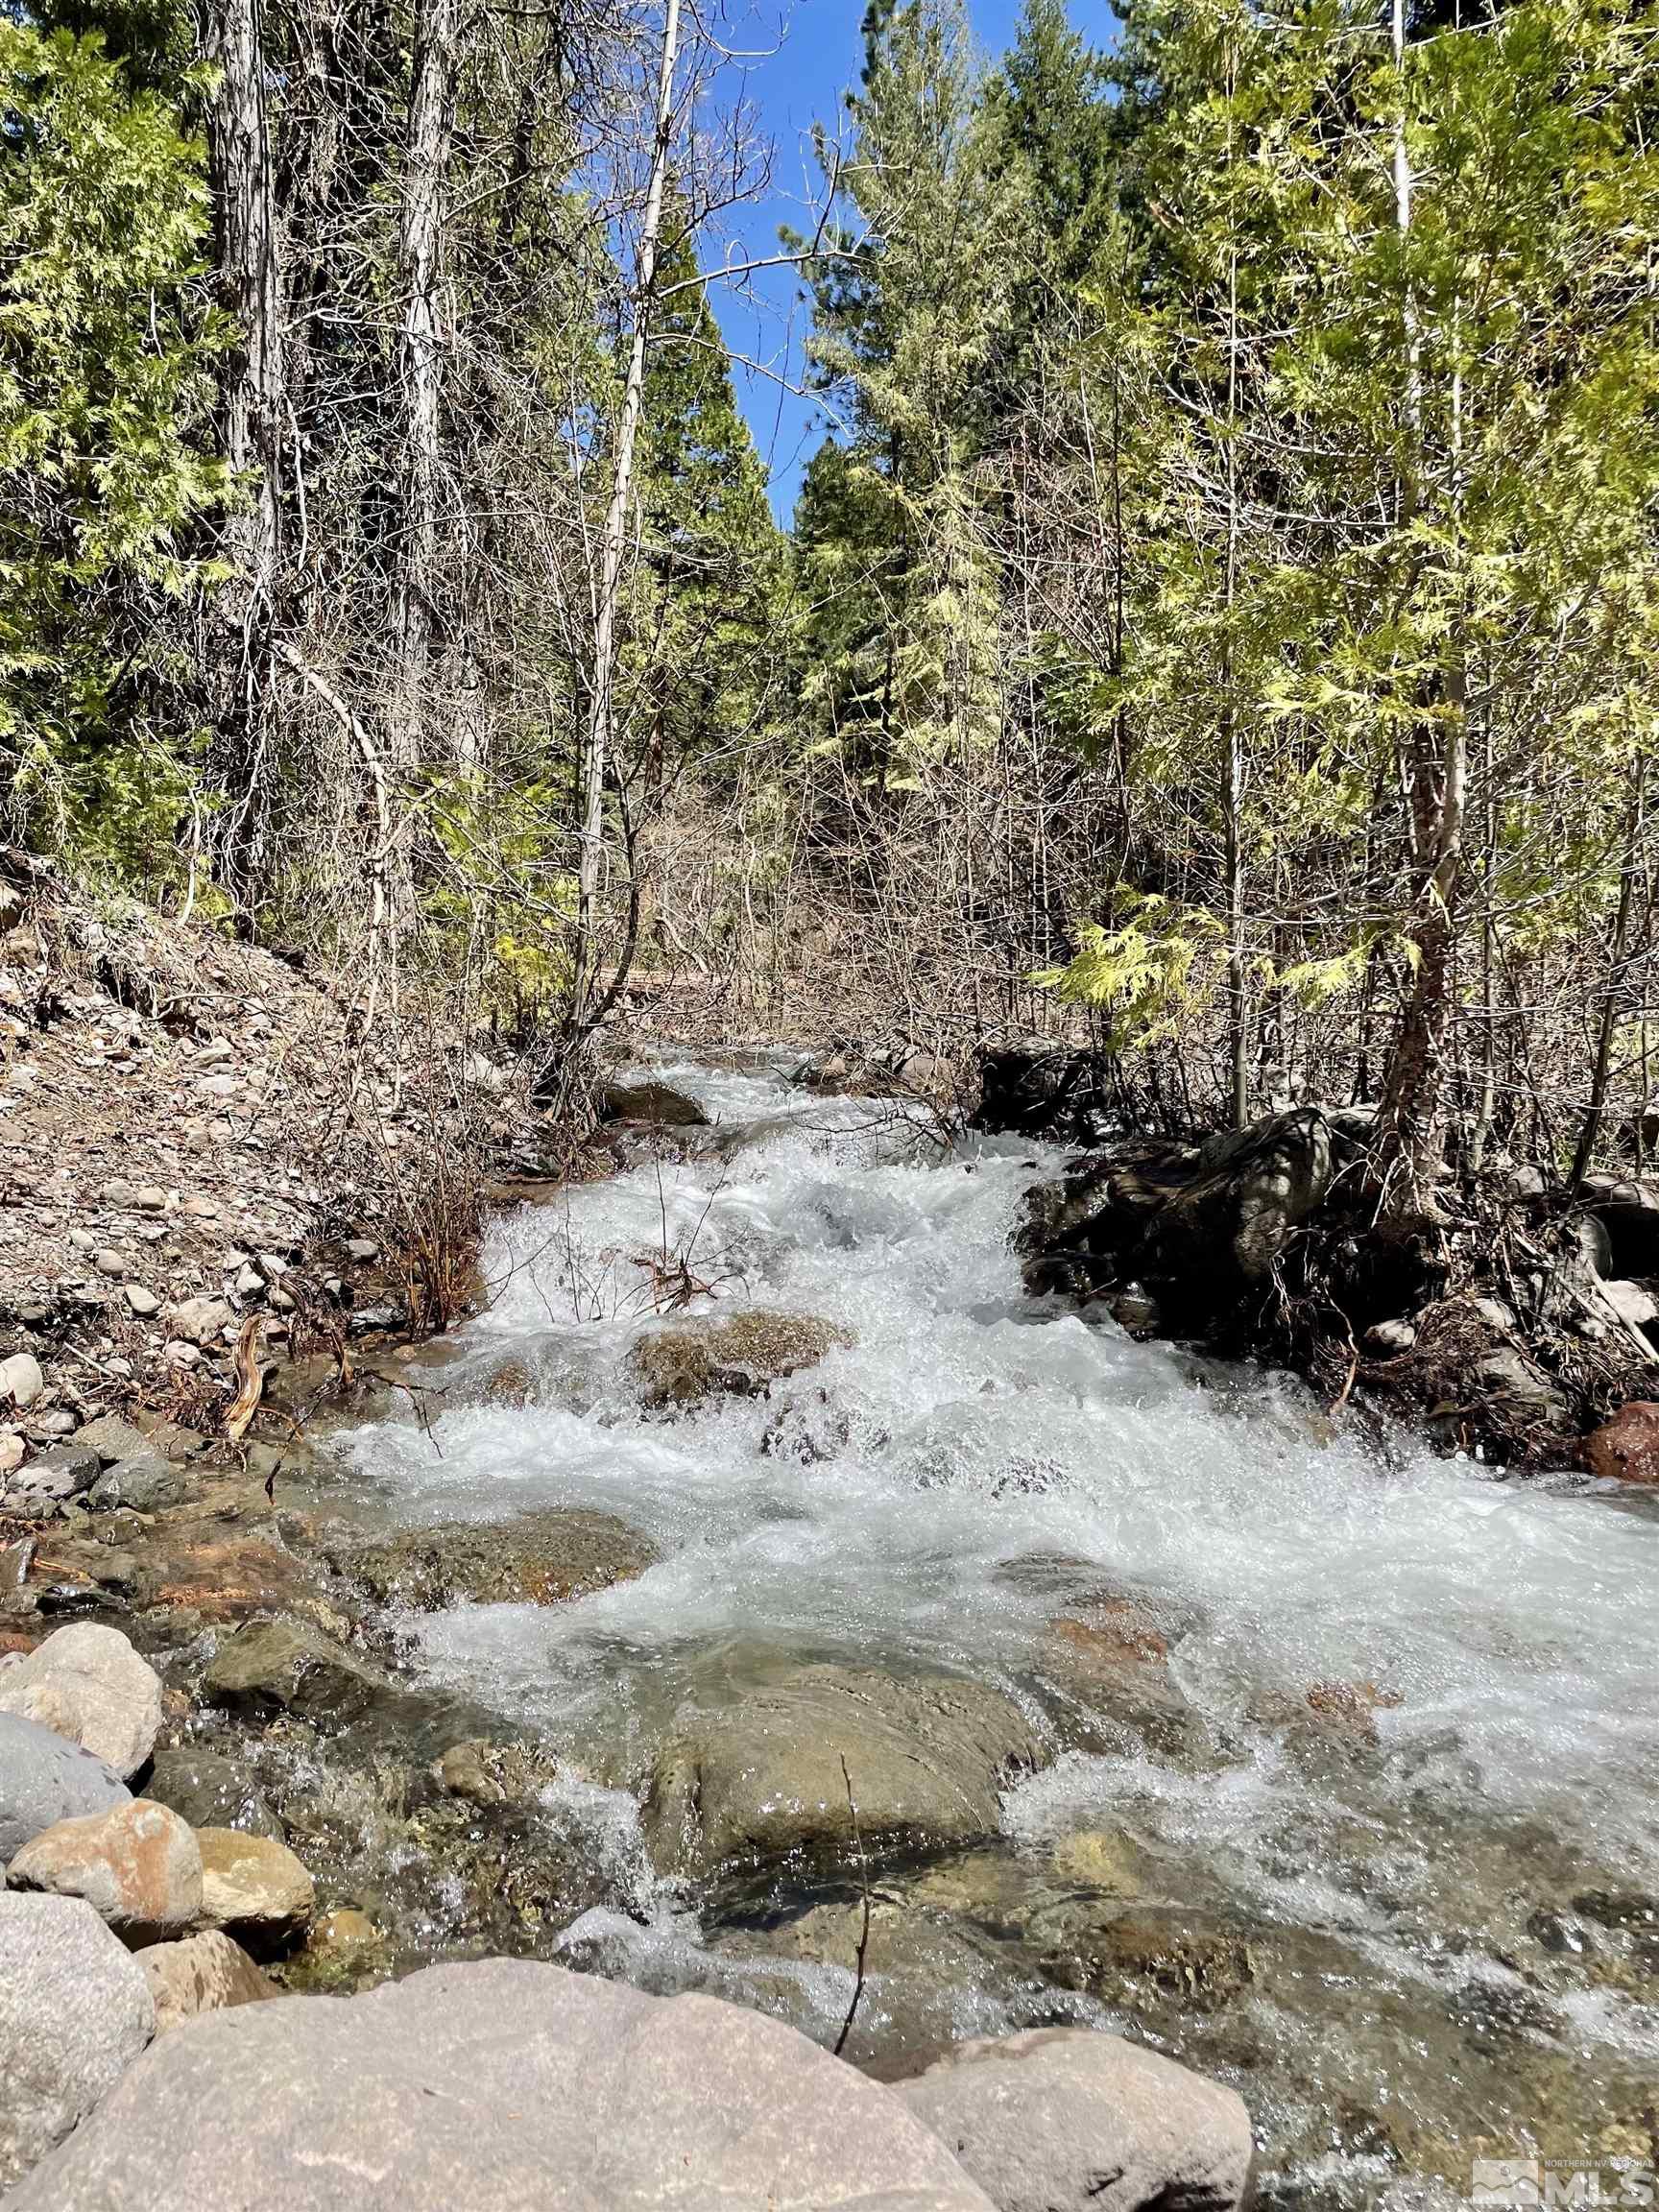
<box><xmin>1220</xmin><ymin>205</ymin><xmax>1248</xmax><ymax>1130</ymax></box>
<box><xmin>1372</xmin><ymin>0</ymin><xmax>1467</xmax><ymax>1223</ymax></box>
<box><xmin>1572</xmin><ymin>757</ymin><xmax>1645</xmax><ymax>1190</ymax></box>
<box><xmin>204</xmin><ymin>0</ymin><xmax>284</xmax><ymax>892</ymax></box>
<box><xmin>392</xmin><ymin>0</ymin><xmax>458</xmax><ymax>854</ymax></box>
<box><xmin>573</xmin><ymin>0</ymin><xmax>684</xmax><ymax>1022</ymax></box>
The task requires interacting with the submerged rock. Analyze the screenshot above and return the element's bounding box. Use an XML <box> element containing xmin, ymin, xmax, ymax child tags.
<box><xmin>343</xmin><ymin>1508</ymin><xmax>657</xmax><ymax>1611</ymax></box>
<box><xmin>5</xmin><ymin>1958</ymin><xmax>996</xmax><ymax>2211</ymax></box>
<box><xmin>0</xmin><ymin>1712</ymin><xmax>132</xmax><ymax>1862</ymax></box>
<box><xmin>630</xmin><ymin>1310</ymin><xmax>854</xmax><ymax>1413</ymax></box>
<box><xmin>0</xmin><ymin>1893</ymin><xmax>155</xmax><ymax>2195</ymax></box>
<box><xmin>203</xmin><ymin>1617</ymin><xmax>384</xmax><ymax>1725</ymax></box>
<box><xmin>0</xmin><ymin>1623</ymin><xmax>162</xmax><ymax>1778</ymax></box>
<box><xmin>642</xmin><ymin>1664</ymin><xmax>1048</xmax><ymax>1879</ymax></box>
<box><xmin>1035</xmin><ymin>1905</ymin><xmax>1257</xmax><ymax>2017</ymax></box>
<box><xmin>713</xmin><ymin>1887</ymin><xmax>1045</xmax><ymax>2075</ymax></box>
<box><xmin>1038</xmin><ymin>1597</ymin><xmax>1212</xmax><ymax>1765</ymax></box>
<box><xmin>895</xmin><ymin>2027</ymin><xmax>1256</xmax><ymax>2212</ymax></box>
<box><xmin>143</xmin><ymin>1746</ymin><xmax>283</xmax><ymax>1840</ymax></box>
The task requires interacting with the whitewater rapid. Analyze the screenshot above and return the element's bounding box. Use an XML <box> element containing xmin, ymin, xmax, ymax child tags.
<box><xmin>335</xmin><ymin>1053</ymin><xmax>1659</xmax><ymax>2202</ymax></box>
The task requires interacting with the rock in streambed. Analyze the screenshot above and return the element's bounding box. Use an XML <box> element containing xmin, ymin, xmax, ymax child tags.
<box><xmin>338</xmin><ymin>1507</ymin><xmax>658</xmax><ymax>1611</ymax></box>
<box><xmin>630</xmin><ymin>1309</ymin><xmax>854</xmax><ymax>1413</ymax></box>
<box><xmin>642</xmin><ymin>1663</ymin><xmax>1048</xmax><ymax>1879</ymax></box>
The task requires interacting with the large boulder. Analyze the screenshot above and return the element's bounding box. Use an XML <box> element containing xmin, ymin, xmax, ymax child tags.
<box><xmin>0</xmin><ymin>1712</ymin><xmax>131</xmax><ymax>1861</ymax></box>
<box><xmin>342</xmin><ymin>1508</ymin><xmax>658</xmax><ymax>1611</ymax></box>
<box><xmin>630</xmin><ymin>1310</ymin><xmax>854</xmax><ymax>1413</ymax></box>
<box><xmin>6</xmin><ymin>1957</ymin><xmax>995</xmax><ymax>2211</ymax></box>
<box><xmin>0</xmin><ymin>1893</ymin><xmax>155</xmax><ymax>2194</ymax></box>
<box><xmin>894</xmin><ymin>2027</ymin><xmax>1255</xmax><ymax>2212</ymax></box>
<box><xmin>6</xmin><ymin>1800</ymin><xmax>203</xmax><ymax>1945</ymax></box>
<box><xmin>196</xmin><ymin>1828</ymin><xmax>315</xmax><ymax>1951</ymax></box>
<box><xmin>642</xmin><ymin>1665</ymin><xmax>1048</xmax><ymax>1878</ymax></box>
<box><xmin>0</xmin><ymin>1623</ymin><xmax>162</xmax><ymax>1778</ymax></box>
<box><xmin>141</xmin><ymin>1930</ymin><xmax>277</xmax><ymax>2035</ymax></box>
<box><xmin>203</xmin><ymin>1617</ymin><xmax>384</xmax><ymax>1725</ymax></box>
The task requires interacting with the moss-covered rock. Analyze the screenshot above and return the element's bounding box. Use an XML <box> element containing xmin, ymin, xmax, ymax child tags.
<box><xmin>629</xmin><ymin>1310</ymin><xmax>854</xmax><ymax>1413</ymax></box>
<box><xmin>341</xmin><ymin>1509</ymin><xmax>657</xmax><ymax>1612</ymax></box>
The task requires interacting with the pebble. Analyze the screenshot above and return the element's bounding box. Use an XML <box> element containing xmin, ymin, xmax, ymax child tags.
<box><xmin>133</xmin><ymin>1189</ymin><xmax>166</xmax><ymax>1213</ymax></box>
<box><xmin>94</xmin><ymin>1250</ymin><xmax>126</xmax><ymax>1278</ymax></box>
<box><xmin>345</xmin><ymin>1239</ymin><xmax>378</xmax><ymax>1262</ymax></box>
<box><xmin>122</xmin><ymin>1286</ymin><xmax>160</xmax><ymax>1318</ymax></box>
<box><xmin>0</xmin><ymin>1432</ymin><xmax>23</xmax><ymax>1477</ymax></box>
<box><xmin>33</xmin><ymin>1413</ymin><xmax>78</xmax><ymax>1440</ymax></box>
<box><xmin>0</xmin><ymin>1354</ymin><xmax>44</xmax><ymax>1410</ymax></box>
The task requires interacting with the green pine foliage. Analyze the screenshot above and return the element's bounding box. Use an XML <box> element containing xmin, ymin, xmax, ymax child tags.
<box><xmin>0</xmin><ymin>13</ymin><xmax>222</xmax><ymax>883</ymax></box>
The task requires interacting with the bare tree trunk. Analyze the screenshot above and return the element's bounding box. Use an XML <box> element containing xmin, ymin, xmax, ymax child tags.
<box><xmin>1373</xmin><ymin>0</ymin><xmax>1467</xmax><ymax>1222</ymax></box>
<box><xmin>1572</xmin><ymin>757</ymin><xmax>1645</xmax><ymax>1190</ymax></box>
<box><xmin>1220</xmin><ymin>212</ymin><xmax>1248</xmax><ymax>1130</ymax></box>
<box><xmin>573</xmin><ymin>0</ymin><xmax>684</xmax><ymax>1022</ymax></box>
<box><xmin>393</xmin><ymin>0</ymin><xmax>459</xmax><ymax>849</ymax></box>
<box><xmin>204</xmin><ymin>0</ymin><xmax>284</xmax><ymax>888</ymax></box>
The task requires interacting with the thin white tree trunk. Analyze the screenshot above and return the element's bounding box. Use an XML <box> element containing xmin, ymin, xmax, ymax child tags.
<box><xmin>575</xmin><ymin>0</ymin><xmax>684</xmax><ymax>1020</ymax></box>
<box><xmin>394</xmin><ymin>0</ymin><xmax>458</xmax><ymax>833</ymax></box>
<box><xmin>204</xmin><ymin>0</ymin><xmax>283</xmax><ymax>880</ymax></box>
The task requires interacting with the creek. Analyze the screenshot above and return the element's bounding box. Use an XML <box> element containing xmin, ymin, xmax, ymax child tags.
<box><xmin>320</xmin><ymin>1052</ymin><xmax>1659</xmax><ymax>2206</ymax></box>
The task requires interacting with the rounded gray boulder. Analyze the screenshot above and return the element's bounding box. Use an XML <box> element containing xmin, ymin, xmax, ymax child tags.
<box><xmin>0</xmin><ymin>1893</ymin><xmax>155</xmax><ymax>2195</ymax></box>
<box><xmin>0</xmin><ymin>1623</ymin><xmax>162</xmax><ymax>1778</ymax></box>
<box><xmin>0</xmin><ymin>1712</ymin><xmax>132</xmax><ymax>1861</ymax></box>
<box><xmin>893</xmin><ymin>2027</ymin><xmax>1255</xmax><ymax>2212</ymax></box>
<box><xmin>8</xmin><ymin>1958</ymin><xmax>995</xmax><ymax>2210</ymax></box>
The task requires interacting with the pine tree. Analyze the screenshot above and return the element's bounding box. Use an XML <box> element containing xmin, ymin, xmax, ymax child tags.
<box><xmin>0</xmin><ymin>13</ymin><xmax>223</xmax><ymax>883</ymax></box>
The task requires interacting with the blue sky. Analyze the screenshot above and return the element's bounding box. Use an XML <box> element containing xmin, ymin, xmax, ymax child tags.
<box><xmin>700</xmin><ymin>0</ymin><xmax>1119</xmax><ymax>520</ymax></box>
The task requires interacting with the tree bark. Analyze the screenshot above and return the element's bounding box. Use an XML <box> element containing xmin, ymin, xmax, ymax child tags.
<box><xmin>1372</xmin><ymin>0</ymin><xmax>1467</xmax><ymax>1223</ymax></box>
<box><xmin>393</xmin><ymin>0</ymin><xmax>458</xmax><ymax>829</ymax></box>
<box><xmin>204</xmin><ymin>0</ymin><xmax>284</xmax><ymax>887</ymax></box>
<box><xmin>574</xmin><ymin>0</ymin><xmax>684</xmax><ymax>1022</ymax></box>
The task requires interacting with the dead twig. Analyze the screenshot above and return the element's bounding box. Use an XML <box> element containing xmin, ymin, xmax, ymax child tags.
<box><xmin>832</xmin><ymin>1754</ymin><xmax>872</xmax><ymax>2061</ymax></box>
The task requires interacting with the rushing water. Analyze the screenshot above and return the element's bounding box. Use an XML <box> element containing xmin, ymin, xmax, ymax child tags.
<box><xmin>330</xmin><ymin>1054</ymin><xmax>1659</xmax><ymax>2206</ymax></box>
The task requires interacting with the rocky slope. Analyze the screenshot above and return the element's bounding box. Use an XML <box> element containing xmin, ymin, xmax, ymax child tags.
<box><xmin>0</xmin><ymin>853</ymin><xmax>506</xmax><ymax>1511</ymax></box>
